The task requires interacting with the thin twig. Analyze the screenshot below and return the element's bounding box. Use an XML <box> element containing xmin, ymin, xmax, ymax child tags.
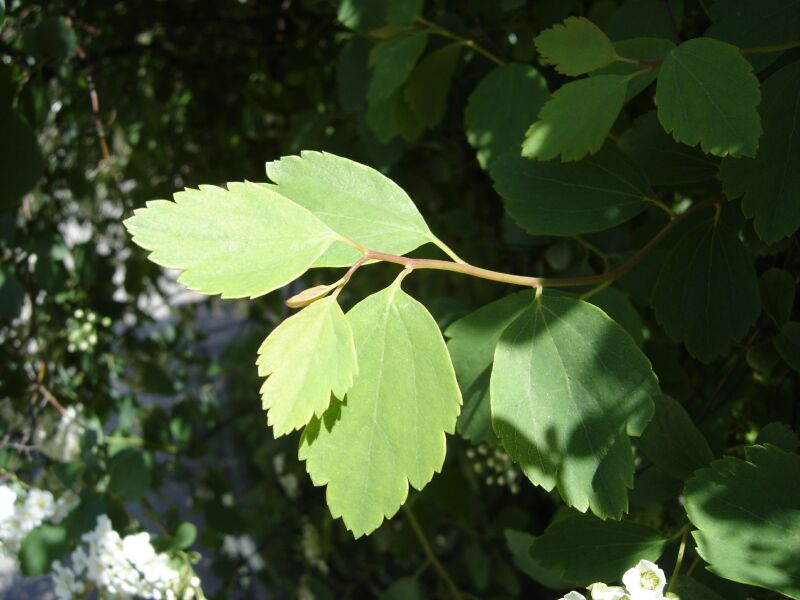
<box><xmin>403</xmin><ymin>505</ymin><xmax>464</xmax><ymax>600</ymax></box>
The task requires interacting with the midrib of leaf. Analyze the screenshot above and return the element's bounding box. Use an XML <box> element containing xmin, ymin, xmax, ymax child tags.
<box><xmin>514</xmin><ymin>172</ymin><xmax>648</xmax><ymax>202</ymax></box>
<box><xmin>670</xmin><ymin>49</ymin><xmax>737</xmax><ymax>139</ymax></box>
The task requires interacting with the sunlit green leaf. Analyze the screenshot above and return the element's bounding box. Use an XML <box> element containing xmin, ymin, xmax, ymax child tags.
<box><xmin>522</xmin><ymin>75</ymin><xmax>628</xmax><ymax>162</ymax></box>
<box><xmin>652</xmin><ymin>216</ymin><xmax>760</xmax><ymax>362</ymax></box>
<box><xmin>491</xmin><ymin>293</ymin><xmax>658</xmax><ymax>518</ymax></box>
<box><xmin>534</xmin><ymin>16</ymin><xmax>618</xmax><ymax>75</ymax></box>
<box><xmin>464</xmin><ymin>63</ymin><xmax>549</xmax><ymax>169</ymax></box>
<box><xmin>684</xmin><ymin>445</ymin><xmax>800</xmax><ymax>599</ymax></box>
<box><xmin>300</xmin><ymin>282</ymin><xmax>461</xmax><ymax>537</ymax></box>
<box><xmin>656</xmin><ymin>38</ymin><xmax>762</xmax><ymax>157</ymax></box>
<box><xmin>258</xmin><ymin>297</ymin><xmax>358</xmax><ymax>436</ymax></box>
<box><xmin>266</xmin><ymin>151</ymin><xmax>436</xmax><ymax>267</ymax></box>
<box><xmin>720</xmin><ymin>61</ymin><xmax>800</xmax><ymax>243</ymax></box>
<box><xmin>124</xmin><ymin>182</ymin><xmax>339</xmax><ymax>298</ymax></box>
<box><xmin>529</xmin><ymin>511</ymin><xmax>666</xmax><ymax>586</ymax></box>
<box><xmin>492</xmin><ymin>143</ymin><xmax>653</xmax><ymax>235</ymax></box>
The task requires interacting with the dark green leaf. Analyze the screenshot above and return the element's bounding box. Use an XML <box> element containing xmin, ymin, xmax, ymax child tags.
<box><xmin>337</xmin><ymin>37</ymin><xmax>371</xmax><ymax>111</ymax></box>
<box><xmin>504</xmin><ymin>529</ymin><xmax>568</xmax><ymax>590</ymax></box>
<box><xmin>684</xmin><ymin>445</ymin><xmax>800</xmax><ymax>598</ymax></box>
<box><xmin>619</xmin><ymin>111</ymin><xmax>719</xmax><ymax>185</ymax></box>
<box><xmin>671</xmin><ymin>575</ymin><xmax>727</xmax><ymax>600</ymax></box>
<box><xmin>606</xmin><ymin>0</ymin><xmax>683</xmax><ymax>40</ymax></box>
<box><xmin>706</xmin><ymin>0</ymin><xmax>800</xmax><ymax>71</ymax></box>
<box><xmin>379</xmin><ymin>577</ymin><xmax>423</xmax><ymax>600</ymax></box>
<box><xmin>492</xmin><ymin>143</ymin><xmax>654</xmax><ymax>235</ymax></box>
<box><xmin>491</xmin><ymin>293</ymin><xmax>658</xmax><ymax>518</ymax></box>
<box><xmin>367</xmin><ymin>33</ymin><xmax>428</xmax><ymax>105</ymax></box>
<box><xmin>589</xmin><ymin>286</ymin><xmax>644</xmax><ymax>346</ymax></box>
<box><xmin>108</xmin><ymin>447</ymin><xmax>153</xmax><ymax>501</ymax></box>
<box><xmin>758</xmin><ymin>268</ymin><xmax>796</xmax><ymax>328</ymax></box>
<box><xmin>639</xmin><ymin>395</ymin><xmax>713</xmax><ymax>480</ymax></box>
<box><xmin>774</xmin><ymin>322</ymin><xmax>800</xmax><ymax>373</ymax></box>
<box><xmin>0</xmin><ymin>264</ymin><xmax>25</xmax><ymax>320</ymax></box>
<box><xmin>522</xmin><ymin>75</ymin><xmax>628</xmax><ymax>162</ymax></box>
<box><xmin>22</xmin><ymin>16</ymin><xmax>77</xmax><ymax>61</ymax></box>
<box><xmin>720</xmin><ymin>61</ymin><xmax>800</xmax><ymax>243</ymax></box>
<box><xmin>386</xmin><ymin>0</ymin><xmax>423</xmax><ymax>25</ymax></box>
<box><xmin>464</xmin><ymin>63</ymin><xmax>549</xmax><ymax>168</ymax></box>
<box><xmin>0</xmin><ymin>110</ymin><xmax>45</xmax><ymax>211</ymax></box>
<box><xmin>756</xmin><ymin>422</ymin><xmax>800</xmax><ymax>453</ymax></box>
<box><xmin>338</xmin><ymin>0</ymin><xmax>385</xmax><ymax>32</ymax></box>
<box><xmin>528</xmin><ymin>512</ymin><xmax>666</xmax><ymax>586</ymax></box>
<box><xmin>653</xmin><ymin>217</ymin><xmax>760</xmax><ymax>362</ymax></box>
<box><xmin>656</xmin><ymin>37</ymin><xmax>762</xmax><ymax>158</ymax></box>
<box><xmin>404</xmin><ymin>43</ymin><xmax>461</xmax><ymax>129</ymax></box>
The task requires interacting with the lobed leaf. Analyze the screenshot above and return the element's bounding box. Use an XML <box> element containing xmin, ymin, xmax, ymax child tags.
<box><xmin>534</xmin><ymin>16</ymin><xmax>618</xmax><ymax>76</ymax></box>
<box><xmin>257</xmin><ymin>297</ymin><xmax>358</xmax><ymax>436</ymax></box>
<box><xmin>266</xmin><ymin>151</ymin><xmax>436</xmax><ymax>267</ymax></box>
<box><xmin>619</xmin><ymin>110</ymin><xmax>719</xmax><ymax>185</ymax></box>
<box><xmin>684</xmin><ymin>445</ymin><xmax>800</xmax><ymax>599</ymax></box>
<box><xmin>655</xmin><ymin>37</ymin><xmax>762</xmax><ymax>157</ymax></box>
<box><xmin>490</xmin><ymin>293</ymin><xmax>658</xmax><ymax>518</ymax></box>
<box><xmin>652</xmin><ymin>216</ymin><xmax>760</xmax><ymax>362</ymax></box>
<box><xmin>522</xmin><ymin>75</ymin><xmax>628</xmax><ymax>162</ymax></box>
<box><xmin>492</xmin><ymin>143</ymin><xmax>653</xmax><ymax>235</ymax></box>
<box><xmin>720</xmin><ymin>61</ymin><xmax>800</xmax><ymax>243</ymax></box>
<box><xmin>638</xmin><ymin>395</ymin><xmax>713</xmax><ymax>480</ymax></box>
<box><xmin>529</xmin><ymin>511</ymin><xmax>666</xmax><ymax>586</ymax></box>
<box><xmin>299</xmin><ymin>282</ymin><xmax>461</xmax><ymax>537</ymax></box>
<box><xmin>124</xmin><ymin>181</ymin><xmax>339</xmax><ymax>298</ymax></box>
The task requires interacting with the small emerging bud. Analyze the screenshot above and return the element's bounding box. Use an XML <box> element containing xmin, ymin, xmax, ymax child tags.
<box><xmin>285</xmin><ymin>283</ymin><xmax>340</xmax><ymax>308</ymax></box>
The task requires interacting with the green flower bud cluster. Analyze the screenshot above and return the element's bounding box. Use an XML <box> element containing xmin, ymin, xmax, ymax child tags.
<box><xmin>466</xmin><ymin>444</ymin><xmax>521</xmax><ymax>494</ymax></box>
<box><xmin>66</xmin><ymin>309</ymin><xmax>111</xmax><ymax>353</ymax></box>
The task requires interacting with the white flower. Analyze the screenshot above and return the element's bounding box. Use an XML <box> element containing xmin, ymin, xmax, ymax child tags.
<box><xmin>123</xmin><ymin>531</ymin><xmax>157</xmax><ymax>565</ymax></box>
<box><xmin>622</xmin><ymin>560</ymin><xmax>667</xmax><ymax>600</ymax></box>
<box><xmin>51</xmin><ymin>490</ymin><xmax>79</xmax><ymax>523</ymax></box>
<box><xmin>0</xmin><ymin>485</ymin><xmax>17</xmax><ymax>522</ymax></box>
<box><xmin>559</xmin><ymin>592</ymin><xmax>588</xmax><ymax>600</ymax></box>
<box><xmin>24</xmin><ymin>488</ymin><xmax>55</xmax><ymax>521</ymax></box>
<box><xmin>590</xmin><ymin>582</ymin><xmax>630</xmax><ymax>599</ymax></box>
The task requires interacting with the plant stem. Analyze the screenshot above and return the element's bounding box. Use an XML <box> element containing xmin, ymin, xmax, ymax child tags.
<box><xmin>741</xmin><ymin>39</ymin><xmax>800</xmax><ymax>55</ymax></box>
<box><xmin>668</xmin><ymin>526</ymin><xmax>691</xmax><ymax>594</ymax></box>
<box><xmin>403</xmin><ymin>505</ymin><xmax>464</xmax><ymax>600</ymax></box>
<box><xmin>356</xmin><ymin>198</ymin><xmax>716</xmax><ymax>290</ymax></box>
<box><xmin>417</xmin><ymin>18</ymin><xmax>505</xmax><ymax>66</ymax></box>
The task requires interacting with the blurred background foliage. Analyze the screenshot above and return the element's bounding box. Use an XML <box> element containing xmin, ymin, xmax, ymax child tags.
<box><xmin>1</xmin><ymin>0</ymin><xmax>798</xmax><ymax>599</ymax></box>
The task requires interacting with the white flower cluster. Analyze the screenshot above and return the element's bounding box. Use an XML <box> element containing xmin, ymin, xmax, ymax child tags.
<box><xmin>559</xmin><ymin>560</ymin><xmax>671</xmax><ymax>600</ymax></box>
<box><xmin>0</xmin><ymin>484</ymin><xmax>78</xmax><ymax>559</ymax></box>
<box><xmin>466</xmin><ymin>443</ymin><xmax>522</xmax><ymax>494</ymax></box>
<box><xmin>52</xmin><ymin>515</ymin><xmax>202</xmax><ymax>600</ymax></box>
